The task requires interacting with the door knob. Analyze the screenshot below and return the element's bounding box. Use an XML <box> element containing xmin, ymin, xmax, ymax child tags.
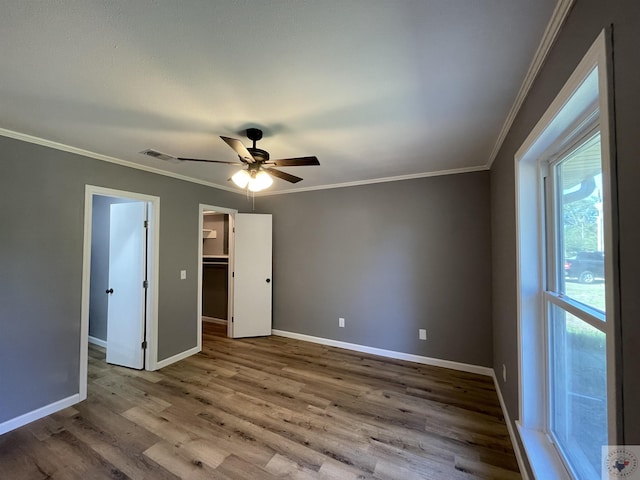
<box><xmin>266</xmin><ymin>278</ymin><xmax>271</xmax><ymax>283</ymax></box>
<box><xmin>106</xmin><ymin>288</ymin><xmax>114</xmax><ymax>294</ymax></box>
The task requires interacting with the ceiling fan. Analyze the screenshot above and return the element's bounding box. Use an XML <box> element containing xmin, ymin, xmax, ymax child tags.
<box><xmin>142</xmin><ymin>128</ymin><xmax>319</xmax><ymax>192</ymax></box>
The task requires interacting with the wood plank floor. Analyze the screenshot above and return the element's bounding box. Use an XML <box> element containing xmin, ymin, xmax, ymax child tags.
<box><xmin>0</xmin><ymin>323</ymin><xmax>521</xmax><ymax>479</ymax></box>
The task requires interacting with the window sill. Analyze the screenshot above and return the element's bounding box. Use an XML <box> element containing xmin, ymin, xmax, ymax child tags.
<box><xmin>517</xmin><ymin>422</ymin><xmax>573</xmax><ymax>480</ymax></box>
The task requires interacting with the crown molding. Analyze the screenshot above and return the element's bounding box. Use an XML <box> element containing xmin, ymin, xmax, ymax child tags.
<box><xmin>256</xmin><ymin>165</ymin><xmax>489</xmax><ymax>196</ymax></box>
<box><xmin>0</xmin><ymin>127</ymin><xmax>241</xmax><ymax>194</ymax></box>
<box><xmin>486</xmin><ymin>0</ymin><xmax>576</xmax><ymax>169</ymax></box>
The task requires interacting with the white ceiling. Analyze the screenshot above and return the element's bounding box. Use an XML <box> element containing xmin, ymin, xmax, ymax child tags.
<box><xmin>0</xmin><ymin>0</ymin><xmax>558</xmax><ymax>193</ymax></box>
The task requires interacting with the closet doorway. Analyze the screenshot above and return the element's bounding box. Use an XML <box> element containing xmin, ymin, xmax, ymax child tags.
<box><xmin>197</xmin><ymin>205</ymin><xmax>274</xmax><ymax>348</ymax></box>
<box><xmin>198</xmin><ymin>205</ymin><xmax>236</xmax><ymax>339</ymax></box>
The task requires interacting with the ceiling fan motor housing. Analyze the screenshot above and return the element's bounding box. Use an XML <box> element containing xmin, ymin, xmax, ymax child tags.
<box><xmin>248</xmin><ymin>147</ymin><xmax>270</xmax><ymax>162</ymax></box>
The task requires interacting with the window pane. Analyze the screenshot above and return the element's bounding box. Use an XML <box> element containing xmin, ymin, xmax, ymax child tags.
<box><xmin>557</xmin><ymin>134</ymin><xmax>606</xmax><ymax>315</ymax></box>
<box><xmin>549</xmin><ymin>305</ymin><xmax>607</xmax><ymax>479</ymax></box>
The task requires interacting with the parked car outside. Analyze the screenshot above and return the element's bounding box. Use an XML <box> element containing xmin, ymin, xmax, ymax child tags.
<box><xmin>564</xmin><ymin>251</ymin><xmax>604</xmax><ymax>284</ymax></box>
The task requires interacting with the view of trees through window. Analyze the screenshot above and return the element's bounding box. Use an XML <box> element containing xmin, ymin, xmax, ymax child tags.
<box><xmin>560</xmin><ymin>134</ymin><xmax>605</xmax><ymax>313</ymax></box>
<box><xmin>564</xmin><ymin>196</ymin><xmax>600</xmax><ymax>255</ymax></box>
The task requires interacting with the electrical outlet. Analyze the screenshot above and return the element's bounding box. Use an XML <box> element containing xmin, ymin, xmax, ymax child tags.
<box><xmin>339</xmin><ymin>317</ymin><xmax>345</xmax><ymax>328</ymax></box>
<box><xmin>180</xmin><ymin>270</ymin><xmax>187</xmax><ymax>280</ymax></box>
<box><xmin>502</xmin><ymin>364</ymin><xmax>507</xmax><ymax>383</ymax></box>
<box><xmin>419</xmin><ymin>329</ymin><xmax>427</xmax><ymax>340</ymax></box>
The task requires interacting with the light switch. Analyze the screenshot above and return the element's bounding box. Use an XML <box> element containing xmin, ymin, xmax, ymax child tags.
<box><xmin>180</xmin><ymin>270</ymin><xmax>187</xmax><ymax>280</ymax></box>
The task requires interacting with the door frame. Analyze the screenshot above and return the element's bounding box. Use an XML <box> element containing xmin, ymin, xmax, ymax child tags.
<box><xmin>198</xmin><ymin>204</ymin><xmax>237</xmax><ymax>347</ymax></box>
<box><xmin>80</xmin><ymin>185</ymin><xmax>160</xmax><ymax>400</ymax></box>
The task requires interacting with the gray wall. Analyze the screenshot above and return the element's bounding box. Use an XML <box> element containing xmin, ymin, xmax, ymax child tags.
<box><xmin>255</xmin><ymin>172</ymin><xmax>493</xmax><ymax>367</ymax></box>
<box><xmin>89</xmin><ymin>195</ymin><xmax>135</xmax><ymax>341</ymax></box>
<box><xmin>490</xmin><ymin>0</ymin><xmax>640</xmax><ymax>469</ymax></box>
<box><xmin>0</xmin><ymin>136</ymin><xmax>249</xmax><ymax>423</ymax></box>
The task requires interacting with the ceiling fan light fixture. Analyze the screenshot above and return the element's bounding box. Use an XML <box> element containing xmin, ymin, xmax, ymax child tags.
<box><xmin>231</xmin><ymin>169</ymin><xmax>251</xmax><ymax>188</ymax></box>
<box><xmin>248</xmin><ymin>170</ymin><xmax>273</xmax><ymax>192</ymax></box>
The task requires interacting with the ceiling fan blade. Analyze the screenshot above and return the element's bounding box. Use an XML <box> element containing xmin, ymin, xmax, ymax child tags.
<box><xmin>220</xmin><ymin>136</ymin><xmax>255</xmax><ymax>163</ymax></box>
<box><xmin>140</xmin><ymin>149</ymin><xmax>181</xmax><ymax>163</ymax></box>
<box><xmin>269</xmin><ymin>156</ymin><xmax>320</xmax><ymax>167</ymax></box>
<box><xmin>264</xmin><ymin>167</ymin><xmax>303</xmax><ymax>183</ymax></box>
<box><xmin>177</xmin><ymin>157</ymin><xmax>243</xmax><ymax>165</ymax></box>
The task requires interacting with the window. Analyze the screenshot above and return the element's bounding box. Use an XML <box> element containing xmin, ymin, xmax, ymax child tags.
<box><xmin>545</xmin><ymin>132</ymin><xmax>608</xmax><ymax>479</ymax></box>
<box><xmin>516</xmin><ymin>32</ymin><xmax>616</xmax><ymax>480</ymax></box>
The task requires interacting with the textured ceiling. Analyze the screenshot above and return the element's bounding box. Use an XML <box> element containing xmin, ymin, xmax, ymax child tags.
<box><xmin>0</xmin><ymin>0</ymin><xmax>557</xmax><ymax>193</ymax></box>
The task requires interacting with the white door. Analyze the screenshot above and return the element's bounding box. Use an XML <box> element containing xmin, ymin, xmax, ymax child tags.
<box><xmin>232</xmin><ymin>213</ymin><xmax>272</xmax><ymax>338</ymax></box>
<box><xmin>106</xmin><ymin>202</ymin><xmax>147</xmax><ymax>369</ymax></box>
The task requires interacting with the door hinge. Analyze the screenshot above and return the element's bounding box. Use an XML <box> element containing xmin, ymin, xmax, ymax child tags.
<box><xmin>142</xmin><ymin>341</ymin><xmax>147</xmax><ymax>349</ymax></box>
<box><xmin>144</xmin><ymin>220</ymin><xmax>149</xmax><ymax>228</ymax></box>
<box><xmin>231</xmin><ymin>316</ymin><xmax>234</xmax><ymax>323</ymax></box>
<box><xmin>232</xmin><ymin>271</ymin><xmax>235</xmax><ymax>278</ymax></box>
<box><xmin>143</xmin><ymin>280</ymin><xmax>149</xmax><ymax>288</ymax></box>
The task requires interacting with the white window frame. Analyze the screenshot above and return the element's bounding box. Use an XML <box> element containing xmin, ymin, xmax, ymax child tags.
<box><xmin>514</xmin><ymin>31</ymin><xmax>617</xmax><ymax>479</ymax></box>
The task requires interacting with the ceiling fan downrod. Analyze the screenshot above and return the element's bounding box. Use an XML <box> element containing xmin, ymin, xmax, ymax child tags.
<box><xmin>245</xmin><ymin>128</ymin><xmax>270</xmax><ymax>162</ymax></box>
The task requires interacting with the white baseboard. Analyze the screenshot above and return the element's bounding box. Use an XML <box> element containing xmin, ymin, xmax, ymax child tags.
<box><xmin>492</xmin><ymin>372</ymin><xmax>529</xmax><ymax>480</ymax></box>
<box><xmin>271</xmin><ymin>329</ymin><xmax>493</xmax><ymax>377</ymax></box>
<box><xmin>0</xmin><ymin>393</ymin><xmax>80</xmax><ymax>435</ymax></box>
<box><xmin>153</xmin><ymin>346</ymin><xmax>200</xmax><ymax>370</ymax></box>
<box><xmin>88</xmin><ymin>335</ymin><xmax>107</xmax><ymax>348</ymax></box>
<box><xmin>203</xmin><ymin>316</ymin><xmax>227</xmax><ymax>325</ymax></box>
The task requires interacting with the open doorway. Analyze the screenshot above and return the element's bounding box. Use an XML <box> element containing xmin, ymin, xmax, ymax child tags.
<box><xmin>79</xmin><ymin>186</ymin><xmax>160</xmax><ymax>401</ymax></box>
<box><xmin>197</xmin><ymin>205</ymin><xmax>274</xmax><ymax>349</ymax></box>
<box><xmin>198</xmin><ymin>204</ymin><xmax>236</xmax><ymax>341</ymax></box>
